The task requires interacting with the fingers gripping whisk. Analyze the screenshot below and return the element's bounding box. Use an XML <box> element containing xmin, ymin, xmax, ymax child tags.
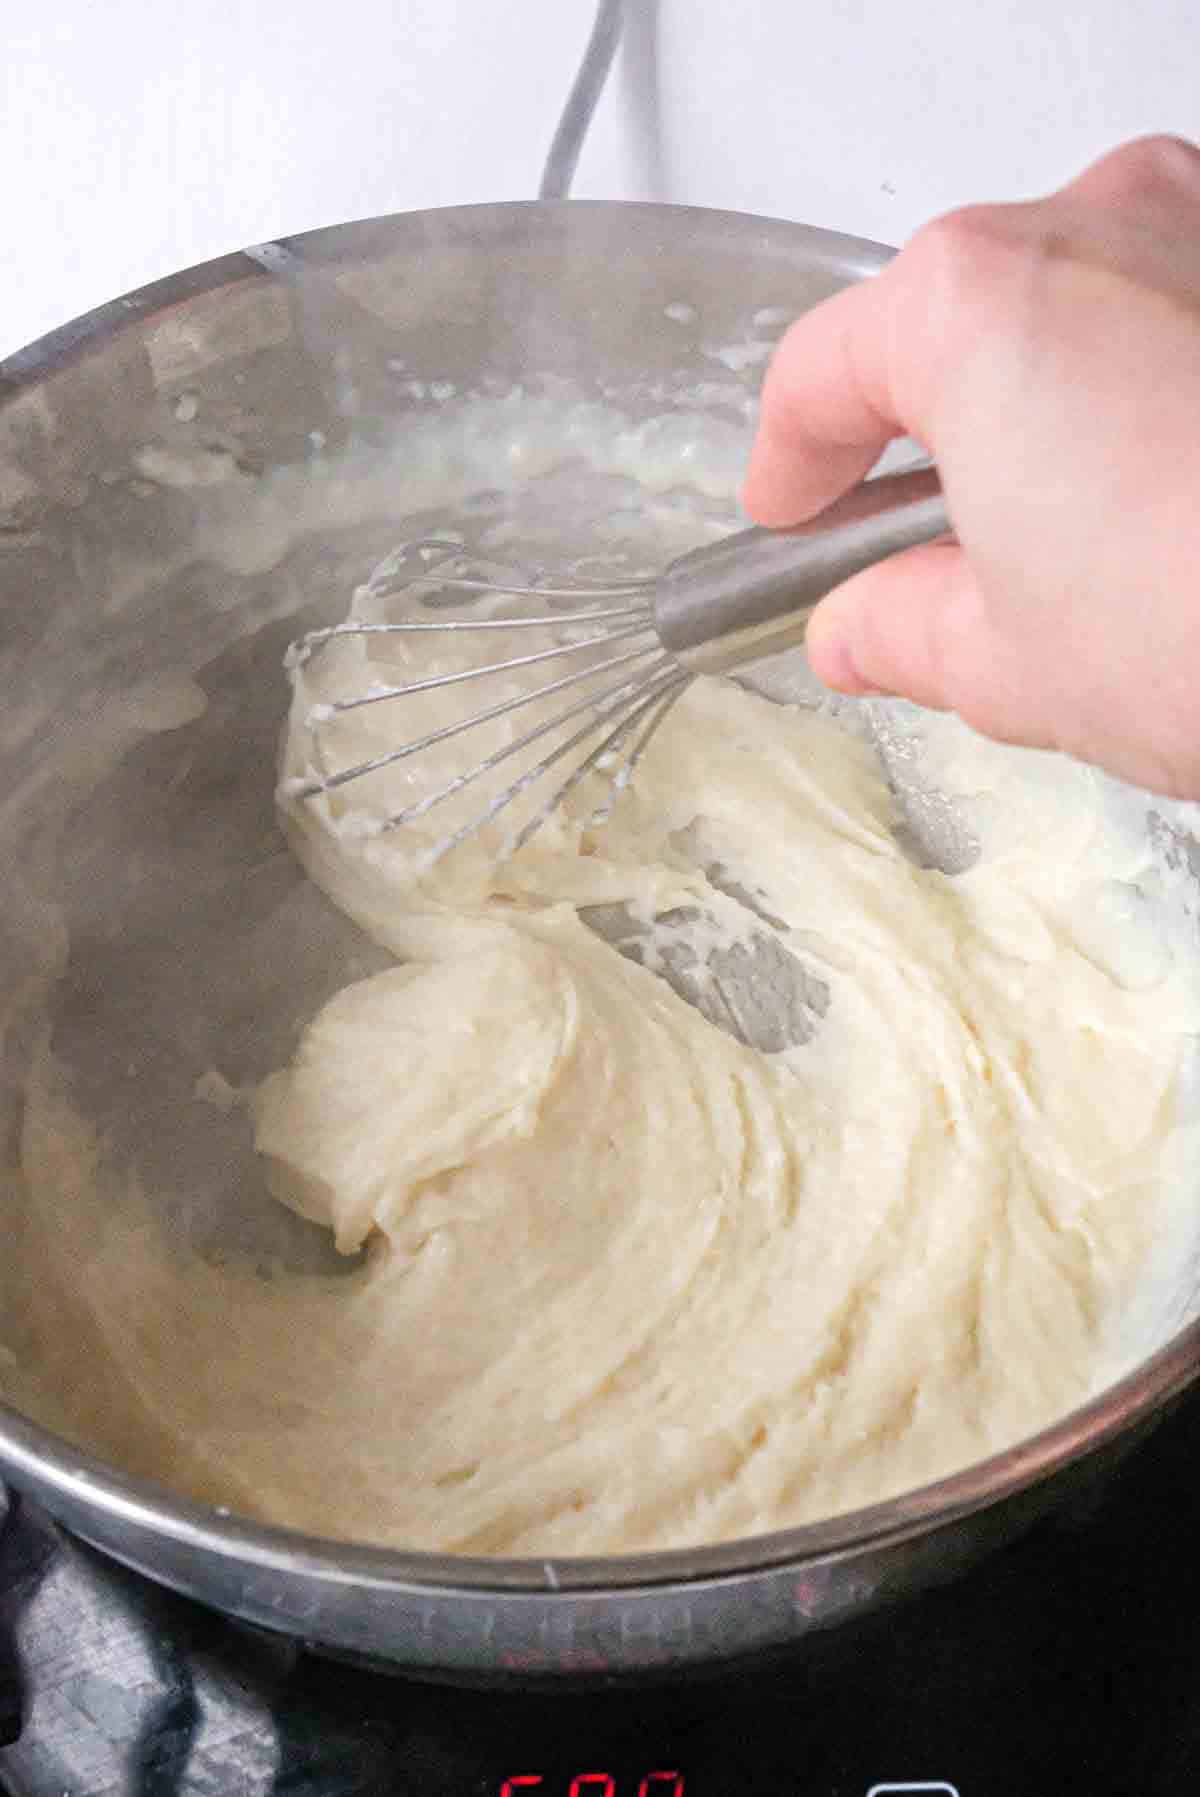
<box><xmin>281</xmin><ymin>540</ymin><xmax>694</xmax><ymax>864</ymax></box>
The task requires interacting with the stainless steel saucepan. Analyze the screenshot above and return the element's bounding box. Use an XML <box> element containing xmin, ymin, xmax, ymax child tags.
<box><xmin>1</xmin><ymin>199</ymin><xmax>1199</xmax><ymax>1682</ymax></box>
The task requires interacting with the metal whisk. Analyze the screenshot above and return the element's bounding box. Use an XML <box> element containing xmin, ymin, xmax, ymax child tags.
<box><xmin>283</xmin><ymin>465</ymin><xmax>947</xmax><ymax>861</ymax></box>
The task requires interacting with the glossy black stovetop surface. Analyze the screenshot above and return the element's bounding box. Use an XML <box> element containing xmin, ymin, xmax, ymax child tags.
<box><xmin>3</xmin><ymin>1390</ymin><xmax>1200</xmax><ymax>1796</ymax></box>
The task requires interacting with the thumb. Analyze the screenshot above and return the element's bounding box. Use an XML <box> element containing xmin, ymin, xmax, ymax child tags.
<box><xmin>805</xmin><ymin>539</ymin><xmax>987</xmax><ymax>715</ymax></box>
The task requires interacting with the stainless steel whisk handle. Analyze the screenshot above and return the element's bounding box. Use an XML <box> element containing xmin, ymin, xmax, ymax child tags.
<box><xmin>653</xmin><ymin>465</ymin><xmax>949</xmax><ymax>677</ymax></box>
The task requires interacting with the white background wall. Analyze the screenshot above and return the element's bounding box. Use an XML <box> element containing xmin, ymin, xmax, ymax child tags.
<box><xmin>3</xmin><ymin>0</ymin><xmax>1199</xmax><ymax>360</ymax></box>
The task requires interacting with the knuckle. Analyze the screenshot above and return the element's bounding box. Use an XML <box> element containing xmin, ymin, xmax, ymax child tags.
<box><xmin>906</xmin><ymin>204</ymin><xmax>1027</xmax><ymax>313</ymax></box>
<box><xmin>1076</xmin><ymin>133</ymin><xmax>1200</xmax><ymax>204</ymax></box>
<box><xmin>896</xmin><ymin>206</ymin><xmax>1031</xmax><ymax>382</ymax></box>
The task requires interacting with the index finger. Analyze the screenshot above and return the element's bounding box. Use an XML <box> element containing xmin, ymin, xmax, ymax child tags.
<box><xmin>742</xmin><ymin>266</ymin><xmax>910</xmax><ymax>528</ymax></box>
<box><xmin>743</xmin><ymin>137</ymin><xmax>1200</xmax><ymax>530</ymax></box>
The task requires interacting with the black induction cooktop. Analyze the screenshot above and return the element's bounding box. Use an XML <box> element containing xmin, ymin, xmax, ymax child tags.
<box><xmin>3</xmin><ymin>1386</ymin><xmax>1200</xmax><ymax>1796</ymax></box>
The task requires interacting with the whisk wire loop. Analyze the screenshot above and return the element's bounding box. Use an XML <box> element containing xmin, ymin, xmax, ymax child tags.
<box><xmin>298</xmin><ymin>618</ymin><xmax>659</xmax><ymax>717</ymax></box>
<box><xmin>425</xmin><ymin>664</ymin><xmax>691</xmax><ymax>869</ymax></box>
<box><xmin>282</xmin><ymin>467</ymin><xmax>951</xmax><ymax>864</ymax></box>
<box><xmin>382</xmin><ymin>653</ymin><xmax>681</xmax><ymax>837</ymax></box>
<box><xmin>286</xmin><ymin>639</ymin><xmax>666</xmax><ymax>801</ymax></box>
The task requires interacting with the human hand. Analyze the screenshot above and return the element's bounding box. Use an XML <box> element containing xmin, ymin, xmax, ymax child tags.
<box><xmin>744</xmin><ymin>135</ymin><xmax>1200</xmax><ymax>798</ymax></box>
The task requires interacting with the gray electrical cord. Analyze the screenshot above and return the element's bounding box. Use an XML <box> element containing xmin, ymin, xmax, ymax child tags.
<box><xmin>538</xmin><ymin>0</ymin><xmax>626</xmax><ymax>200</ymax></box>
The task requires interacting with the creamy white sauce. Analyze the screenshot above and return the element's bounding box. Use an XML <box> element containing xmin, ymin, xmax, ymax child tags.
<box><xmin>246</xmin><ymin>541</ymin><xmax>1200</xmax><ymax>1551</ymax></box>
<box><xmin>6</xmin><ymin>384</ymin><xmax>1200</xmax><ymax>1557</ymax></box>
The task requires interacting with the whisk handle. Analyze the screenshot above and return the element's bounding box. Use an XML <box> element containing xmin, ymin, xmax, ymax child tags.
<box><xmin>653</xmin><ymin>465</ymin><xmax>949</xmax><ymax>677</ymax></box>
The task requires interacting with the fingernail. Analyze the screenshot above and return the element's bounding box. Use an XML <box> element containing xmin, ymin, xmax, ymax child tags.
<box><xmin>808</xmin><ymin>621</ymin><xmax>890</xmax><ymax>698</ymax></box>
<box><xmin>739</xmin><ymin>475</ymin><xmax>799</xmax><ymax>530</ymax></box>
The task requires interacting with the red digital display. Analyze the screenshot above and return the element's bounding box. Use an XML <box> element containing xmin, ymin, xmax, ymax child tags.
<box><xmin>499</xmin><ymin>1776</ymin><xmax>683</xmax><ymax>1796</ymax></box>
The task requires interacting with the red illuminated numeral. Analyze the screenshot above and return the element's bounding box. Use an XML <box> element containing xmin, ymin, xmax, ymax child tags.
<box><xmin>499</xmin><ymin>1771</ymin><xmax>682</xmax><ymax>1796</ymax></box>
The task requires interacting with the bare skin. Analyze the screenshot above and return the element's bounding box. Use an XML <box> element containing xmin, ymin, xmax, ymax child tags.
<box><xmin>743</xmin><ymin>135</ymin><xmax>1200</xmax><ymax>800</ymax></box>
